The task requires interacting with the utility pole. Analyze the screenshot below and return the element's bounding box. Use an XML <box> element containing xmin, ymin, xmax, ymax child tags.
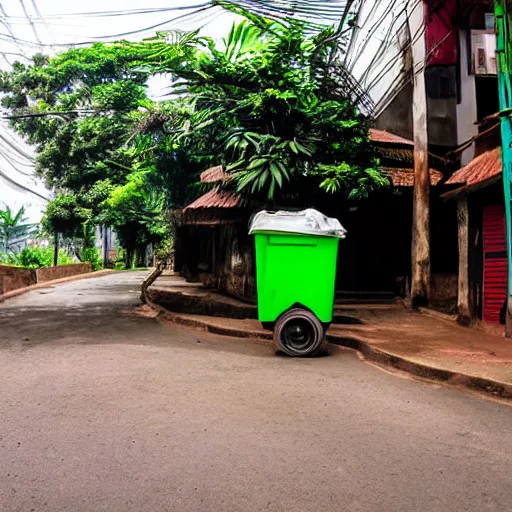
<box><xmin>408</xmin><ymin>0</ymin><xmax>431</xmax><ymax>308</ymax></box>
<box><xmin>495</xmin><ymin>0</ymin><xmax>512</xmax><ymax>335</ymax></box>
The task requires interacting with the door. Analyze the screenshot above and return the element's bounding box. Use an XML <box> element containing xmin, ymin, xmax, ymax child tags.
<box><xmin>483</xmin><ymin>204</ymin><xmax>508</xmax><ymax>324</ymax></box>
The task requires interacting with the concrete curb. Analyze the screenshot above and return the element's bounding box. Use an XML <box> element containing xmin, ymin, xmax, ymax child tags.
<box><xmin>418</xmin><ymin>307</ymin><xmax>457</xmax><ymax>323</ymax></box>
<box><xmin>152</xmin><ymin>303</ymin><xmax>512</xmax><ymax>401</ymax></box>
<box><xmin>0</xmin><ymin>269</ymin><xmax>116</xmax><ymax>303</ymax></box>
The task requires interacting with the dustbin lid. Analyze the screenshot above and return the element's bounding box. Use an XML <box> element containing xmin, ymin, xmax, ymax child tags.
<box><xmin>249</xmin><ymin>208</ymin><xmax>346</xmax><ymax>238</ymax></box>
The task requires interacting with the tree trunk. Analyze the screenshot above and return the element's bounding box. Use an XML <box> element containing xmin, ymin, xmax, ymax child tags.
<box><xmin>125</xmin><ymin>247</ymin><xmax>133</xmax><ymax>269</ymax></box>
<box><xmin>408</xmin><ymin>0</ymin><xmax>431</xmax><ymax>308</ymax></box>
<box><xmin>53</xmin><ymin>232</ymin><xmax>59</xmax><ymax>267</ymax></box>
<box><xmin>457</xmin><ymin>197</ymin><xmax>471</xmax><ymax>325</ymax></box>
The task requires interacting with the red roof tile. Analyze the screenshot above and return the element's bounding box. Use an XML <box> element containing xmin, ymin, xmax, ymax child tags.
<box><xmin>383</xmin><ymin>167</ymin><xmax>443</xmax><ymax>187</ymax></box>
<box><xmin>370</xmin><ymin>129</ymin><xmax>414</xmax><ymax>146</ymax></box>
<box><xmin>200</xmin><ymin>165</ymin><xmax>226</xmax><ymax>183</ymax></box>
<box><xmin>183</xmin><ymin>187</ymin><xmax>241</xmax><ymax>210</ymax></box>
<box><xmin>446</xmin><ymin>147</ymin><xmax>502</xmax><ymax>187</ymax></box>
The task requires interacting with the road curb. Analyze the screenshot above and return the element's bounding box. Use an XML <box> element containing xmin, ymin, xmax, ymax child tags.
<box><xmin>418</xmin><ymin>307</ymin><xmax>457</xmax><ymax>323</ymax></box>
<box><xmin>325</xmin><ymin>333</ymin><xmax>512</xmax><ymax>401</ymax></box>
<box><xmin>149</xmin><ymin>300</ymin><xmax>273</xmax><ymax>340</ymax></box>
<box><xmin>152</xmin><ymin>303</ymin><xmax>512</xmax><ymax>401</ymax></box>
<box><xmin>0</xmin><ymin>269</ymin><xmax>116</xmax><ymax>303</ymax></box>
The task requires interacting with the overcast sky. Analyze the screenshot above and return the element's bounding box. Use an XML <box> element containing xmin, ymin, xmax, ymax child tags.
<box><xmin>0</xmin><ymin>0</ymin><xmax>236</xmax><ymax>70</ymax></box>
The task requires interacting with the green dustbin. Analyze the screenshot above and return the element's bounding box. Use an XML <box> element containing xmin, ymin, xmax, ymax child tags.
<box><xmin>249</xmin><ymin>209</ymin><xmax>346</xmax><ymax>357</ymax></box>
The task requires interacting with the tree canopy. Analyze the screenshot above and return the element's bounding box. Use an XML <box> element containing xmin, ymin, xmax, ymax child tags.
<box><xmin>123</xmin><ymin>8</ymin><xmax>385</xmax><ymax>202</ymax></box>
<box><xmin>0</xmin><ymin>4</ymin><xmax>385</xmax><ymax>260</ymax></box>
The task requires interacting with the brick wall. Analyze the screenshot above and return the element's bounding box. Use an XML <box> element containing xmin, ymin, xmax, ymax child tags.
<box><xmin>35</xmin><ymin>264</ymin><xmax>92</xmax><ymax>284</ymax></box>
<box><xmin>0</xmin><ymin>265</ymin><xmax>36</xmax><ymax>295</ymax></box>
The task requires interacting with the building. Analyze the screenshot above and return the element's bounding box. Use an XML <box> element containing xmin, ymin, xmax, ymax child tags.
<box><xmin>443</xmin><ymin>147</ymin><xmax>505</xmax><ymax>328</ymax></box>
<box><xmin>175</xmin><ymin>130</ymin><xmax>447</xmax><ymax>301</ymax></box>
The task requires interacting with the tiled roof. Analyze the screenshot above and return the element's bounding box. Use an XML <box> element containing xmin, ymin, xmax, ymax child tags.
<box><xmin>370</xmin><ymin>129</ymin><xmax>414</xmax><ymax>146</ymax></box>
<box><xmin>200</xmin><ymin>165</ymin><xmax>226</xmax><ymax>183</ymax></box>
<box><xmin>183</xmin><ymin>187</ymin><xmax>241</xmax><ymax>210</ymax></box>
<box><xmin>383</xmin><ymin>167</ymin><xmax>443</xmax><ymax>187</ymax></box>
<box><xmin>446</xmin><ymin>147</ymin><xmax>502</xmax><ymax>187</ymax></box>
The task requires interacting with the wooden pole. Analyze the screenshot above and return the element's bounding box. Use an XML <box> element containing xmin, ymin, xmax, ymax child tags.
<box><xmin>408</xmin><ymin>0</ymin><xmax>431</xmax><ymax>308</ymax></box>
<box><xmin>457</xmin><ymin>197</ymin><xmax>471</xmax><ymax>325</ymax></box>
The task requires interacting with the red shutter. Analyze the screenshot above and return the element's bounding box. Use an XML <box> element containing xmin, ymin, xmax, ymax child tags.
<box><xmin>483</xmin><ymin>204</ymin><xmax>508</xmax><ymax>324</ymax></box>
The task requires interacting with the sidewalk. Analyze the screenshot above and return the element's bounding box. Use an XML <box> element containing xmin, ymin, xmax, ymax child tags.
<box><xmin>148</xmin><ymin>275</ymin><xmax>512</xmax><ymax>399</ymax></box>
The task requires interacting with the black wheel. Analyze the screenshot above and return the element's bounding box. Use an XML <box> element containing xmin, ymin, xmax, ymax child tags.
<box><xmin>273</xmin><ymin>309</ymin><xmax>325</xmax><ymax>357</ymax></box>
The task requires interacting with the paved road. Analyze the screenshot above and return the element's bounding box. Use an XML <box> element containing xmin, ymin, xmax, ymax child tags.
<box><xmin>1</xmin><ymin>272</ymin><xmax>511</xmax><ymax>512</ymax></box>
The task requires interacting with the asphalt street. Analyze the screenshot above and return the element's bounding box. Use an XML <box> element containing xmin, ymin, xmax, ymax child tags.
<box><xmin>1</xmin><ymin>271</ymin><xmax>511</xmax><ymax>512</ymax></box>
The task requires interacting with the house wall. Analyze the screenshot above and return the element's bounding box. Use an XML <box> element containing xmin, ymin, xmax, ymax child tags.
<box><xmin>176</xmin><ymin>222</ymin><xmax>257</xmax><ymax>301</ymax></box>
<box><xmin>375</xmin><ymin>72</ymin><xmax>459</xmax><ymax>149</ymax></box>
<box><xmin>216</xmin><ymin>223</ymin><xmax>256</xmax><ymax>301</ymax></box>
<box><xmin>374</xmin><ymin>84</ymin><xmax>414</xmax><ymax>141</ymax></box>
<box><xmin>457</xmin><ymin>30</ymin><xmax>478</xmax><ymax>166</ymax></box>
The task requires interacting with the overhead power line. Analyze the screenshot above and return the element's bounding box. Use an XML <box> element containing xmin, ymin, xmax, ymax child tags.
<box><xmin>2</xmin><ymin>4</ymin><xmax>210</xmax><ymax>20</ymax></box>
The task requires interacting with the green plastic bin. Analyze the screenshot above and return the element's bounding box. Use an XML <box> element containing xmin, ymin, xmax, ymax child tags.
<box><xmin>253</xmin><ymin>232</ymin><xmax>339</xmax><ymax>324</ymax></box>
<box><xmin>250</xmin><ymin>209</ymin><xmax>345</xmax><ymax>326</ymax></box>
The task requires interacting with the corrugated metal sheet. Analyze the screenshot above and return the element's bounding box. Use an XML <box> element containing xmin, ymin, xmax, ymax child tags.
<box><xmin>183</xmin><ymin>187</ymin><xmax>240</xmax><ymax>211</ymax></box>
<box><xmin>383</xmin><ymin>167</ymin><xmax>443</xmax><ymax>187</ymax></box>
<box><xmin>446</xmin><ymin>147</ymin><xmax>502</xmax><ymax>187</ymax></box>
<box><xmin>369</xmin><ymin>129</ymin><xmax>414</xmax><ymax>146</ymax></box>
<box><xmin>483</xmin><ymin>204</ymin><xmax>507</xmax><ymax>324</ymax></box>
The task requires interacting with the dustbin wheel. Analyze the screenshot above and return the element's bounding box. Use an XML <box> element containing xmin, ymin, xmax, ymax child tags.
<box><xmin>273</xmin><ymin>308</ymin><xmax>325</xmax><ymax>357</ymax></box>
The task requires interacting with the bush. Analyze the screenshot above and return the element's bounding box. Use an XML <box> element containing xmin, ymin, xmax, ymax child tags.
<box><xmin>114</xmin><ymin>261</ymin><xmax>126</xmax><ymax>270</ymax></box>
<box><xmin>0</xmin><ymin>252</ymin><xmax>18</xmax><ymax>266</ymax></box>
<box><xmin>15</xmin><ymin>247</ymin><xmax>73</xmax><ymax>268</ymax></box>
<box><xmin>81</xmin><ymin>247</ymin><xmax>103</xmax><ymax>271</ymax></box>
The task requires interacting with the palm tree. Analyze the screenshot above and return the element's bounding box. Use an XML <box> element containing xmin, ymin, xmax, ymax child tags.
<box><xmin>0</xmin><ymin>205</ymin><xmax>36</xmax><ymax>252</ymax></box>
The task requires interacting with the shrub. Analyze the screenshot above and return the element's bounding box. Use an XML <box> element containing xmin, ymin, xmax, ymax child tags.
<box><xmin>0</xmin><ymin>252</ymin><xmax>18</xmax><ymax>265</ymax></box>
<box><xmin>114</xmin><ymin>261</ymin><xmax>126</xmax><ymax>270</ymax></box>
<box><xmin>14</xmin><ymin>247</ymin><xmax>73</xmax><ymax>268</ymax></box>
<box><xmin>81</xmin><ymin>247</ymin><xmax>103</xmax><ymax>271</ymax></box>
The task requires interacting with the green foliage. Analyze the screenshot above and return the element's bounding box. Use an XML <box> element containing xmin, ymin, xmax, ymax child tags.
<box><xmin>100</xmin><ymin>171</ymin><xmax>168</xmax><ymax>251</ymax></box>
<box><xmin>1</xmin><ymin>45</ymin><xmax>173</xmax><ymax>258</ymax></box>
<box><xmin>123</xmin><ymin>9</ymin><xmax>383</xmax><ymax>202</ymax></box>
<box><xmin>0</xmin><ymin>251</ymin><xmax>18</xmax><ymax>266</ymax></box>
<box><xmin>42</xmin><ymin>193</ymin><xmax>92</xmax><ymax>239</ymax></box>
<box><xmin>0</xmin><ymin>5</ymin><xmax>385</xmax><ymax>263</ymax></box>
<box><xmin>154</xmin><ymin>238</ymin><xmax>174</xmax><ymax>261</ymax></box>
<box><xmin>114</xmin><ymin>261</ymin><xmax>126</xmax><ymax>270</ymax></box>
<box><xmin>13</xmin><ymin>247</ymin><xmax>73</xmax><ymax>269</ymax></box>
<box><xmin>81</xmin><ymin>247</ymin><xmax>103</xmax><ymax>271</ymax></box>
<box><xmin>0</xmin><ymin>205</ymin><xmax>36</xmax><ymax>252</ymax></box>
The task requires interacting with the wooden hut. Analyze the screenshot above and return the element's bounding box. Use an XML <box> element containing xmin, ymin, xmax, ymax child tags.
<box><xmin>174</xmin><ymin>166</ymin><xmax>257</xmax><ymax>300</ymax></box>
